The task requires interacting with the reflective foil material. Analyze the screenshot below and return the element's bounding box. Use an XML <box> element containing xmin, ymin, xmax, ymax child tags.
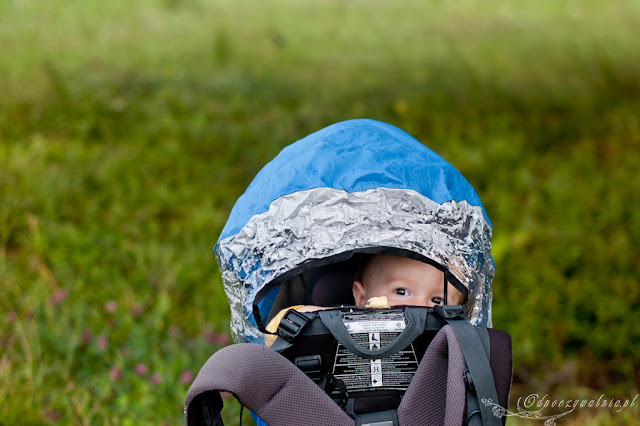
<box><xmin>216</xmin><ymin>187</ymin><xmax>494</xmax><ymax>344</ymax></box>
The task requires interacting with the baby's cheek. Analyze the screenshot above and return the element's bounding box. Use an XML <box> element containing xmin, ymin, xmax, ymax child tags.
<box><xmin>386</xmin><ymin>294</ymin><xmax>404</xmax><ymax>306</ymax></box>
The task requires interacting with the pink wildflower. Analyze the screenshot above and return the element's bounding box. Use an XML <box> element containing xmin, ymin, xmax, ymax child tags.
<box><xmin>6</xmin><ymin>311</ymin><xmax>17</xmax><ymax>323</ymax></box>
<box><xmin>49</xmin><ymin>289</ymin><xmax>68</xmax><ymax>306</ymax></box>
<box><xmin>80</xmin><ymin>329</ymin><xmax>92</xmax><ymax>345</ymax></box>
<box><xmin>203</xmin><ymin>330</ymin><xmax>230</xmax><ymax>346</ymax></box>
<box><xmin>109</xmin><ymin>365</ymin><xmax>122</xmax><ymax>381</ymax></box>
<box><xmin>104</xmin><ymin>300</ymin><xmax>118</xmax><ymax>313</ymax></box>
<box><xmin>42</xmin><ymin>410</ymin><xmax>60</xmax><ymax>422</ymax></box>
<box><xmin>215</xmin><ymin>333</ymin><xmax>230</xmax><ymax>346</ymax></box>
<box><xmin>150</xmin><ymin>373</ymin><xmax>162</xmax><ymax>386</ymax></box>
<box><xmin>180</xmin><ymin>370</ymin><xmax>194</xmax><ymax>384</ymax></box>
<box><xmin>202</xmin><ymin>330</ymin><xmax>216</xmax><ymax>343</ymax></box>
<box><xmin>96</xmin><ymin>335</ymin><xmax>108</xmax><ymax>351</ymax></box>
<box><xmin>135</xmin><ymin>363</ymin><xmax>149</xmax><ymax>377</ymax></box>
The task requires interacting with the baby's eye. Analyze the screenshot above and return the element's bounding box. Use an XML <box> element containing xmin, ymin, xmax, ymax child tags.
<box><xmin>431</xmin><ymin>297</ymin><xmax>444</xmax><ymax>305</ymax></box>
<box><xmin>393</xmin><ymin>288</ymin><xmax>409</xmax><ymax>296</ymax></box>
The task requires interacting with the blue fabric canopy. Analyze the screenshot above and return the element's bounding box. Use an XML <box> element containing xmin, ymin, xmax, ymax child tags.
<box><xmin>218</xmin><ymin>119</ymin><xmax>490</xmax><ymax>244</ymax></box>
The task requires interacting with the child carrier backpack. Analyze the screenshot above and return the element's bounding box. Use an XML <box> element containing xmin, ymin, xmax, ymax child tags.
<box><xmin>184</xmin><ymin>119</ymin><xmax>512</xmax><ymax>425</ymax></box>
<box><xmin>184</xmin><ymin>260</ymin><xmax>512</xmax><ymax>426</ymax></box>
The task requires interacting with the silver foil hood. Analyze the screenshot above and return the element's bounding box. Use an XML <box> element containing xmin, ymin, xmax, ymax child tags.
<box><xmin>216</xmin><ymin>187</ymin><xmax>494</xmax><ymax>344</ymax></box>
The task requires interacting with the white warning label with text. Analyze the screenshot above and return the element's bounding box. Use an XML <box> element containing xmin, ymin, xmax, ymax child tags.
<box><xmin>332</xmin><ymin>311</ymin><xmax>418</xmax><ymax>392</ymax></box>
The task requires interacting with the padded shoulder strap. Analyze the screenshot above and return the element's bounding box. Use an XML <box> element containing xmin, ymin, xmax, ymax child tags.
<box><xmin>184</xmin><ymin>343</ymin><xmax>354</xmax><ymax>426</ymax></box>
<box><xmin>397</xmin><ymin>325</ymin><xmax>467</xmax><ymax>425</ymax></box>
<box><xmin>433</xmin><ymin>307</ymin><xmax>502</xmax><ymax>426</ymax></box>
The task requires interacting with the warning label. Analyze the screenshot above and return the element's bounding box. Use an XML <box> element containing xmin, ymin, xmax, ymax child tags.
<box><xmin>332</xmin><ymin>311</ymin><xmax>418</xmax><ymax>392</ymax></box>
<box><xmin>342</xmin><ymin>311</ymin><xmax>407</xmax><ymax>334</ymax></box>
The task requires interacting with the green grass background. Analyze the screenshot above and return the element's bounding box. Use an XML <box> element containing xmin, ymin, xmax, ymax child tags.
<box><xmin>1</xmin><ymin>0</ymin><xmax>639</xmax><ymax>424</ymax></box>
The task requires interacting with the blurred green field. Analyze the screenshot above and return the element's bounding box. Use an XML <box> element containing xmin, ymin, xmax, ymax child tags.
<box><xmin>1</xmin><ymin>0</ymin><xmax>640</xmax><ymax>424</ymax></box>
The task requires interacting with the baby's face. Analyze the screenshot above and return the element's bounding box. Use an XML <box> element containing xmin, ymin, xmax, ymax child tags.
<box><xmin>352</xmin><ymin>254</ymin><xmax>464</xmax><ymax>307</ymax></box>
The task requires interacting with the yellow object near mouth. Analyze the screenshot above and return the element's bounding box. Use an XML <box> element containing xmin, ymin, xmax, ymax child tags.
<box><xmin>365</xmin><ymin>296</ymin><xmax>389</xmax><ymax>309</ymax></box>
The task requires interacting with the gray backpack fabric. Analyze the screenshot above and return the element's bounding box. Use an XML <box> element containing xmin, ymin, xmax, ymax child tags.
<box><xmin>184</xmin><ymin>343</ymin><xmax>353</xmax><ymax>426</ymax></box>
<box><xmin>398</xmin><ymin>325</ymin><xmax>467</xmax><ymax>425</ymax></box>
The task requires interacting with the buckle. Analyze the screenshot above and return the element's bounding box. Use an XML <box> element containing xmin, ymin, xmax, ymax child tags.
<box><xmin>294</xmin><ymin>355</ymin><xmax>323</xmax><ymax>383</ymax></box>
<box><xmin>277</xmin><ymin>309</ymin><xmax>311</xmax><ymax>342</ymax></box>
<box><xmin>464</xmin><ymin>369</ymin><xmax>475</xmax><ymax>392</ymax></box>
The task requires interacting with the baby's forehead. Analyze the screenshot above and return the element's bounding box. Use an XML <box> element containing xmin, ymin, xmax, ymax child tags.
<box><xmin>364</xmin><ymin>254</ymin><xmax>443</xmax><ymax>283</ymax></box>
<box><xmin>369</xmin><ymin>254</ymin><xmax>438</xmax><ymax>270</ymax></box>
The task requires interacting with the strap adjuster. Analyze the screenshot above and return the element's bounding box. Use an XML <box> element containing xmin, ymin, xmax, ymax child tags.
<box><xmin>294</xmin><ymin>355</ymin><xmax>323</xmax><ymax>383</ymax></box>
<box><xmin>464</xmin><ymin>369</ymin><xmax>475</xmax><ymax>392</ymax></box>
<box><xmin>277</xmin><ymin>309</ymin><xmax>311</xmax><ymax>342</ymax></box>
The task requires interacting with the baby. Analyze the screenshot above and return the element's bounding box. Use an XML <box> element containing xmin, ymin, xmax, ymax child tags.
<box><xmin>266</xmin><ymin>253</ymin><xmax>464</xmax><ymax>337</ymax></box>
<box><xmin>351</xmin><ymin>253</ymin><xmax>464</xmax><ymax>308</ymax></box>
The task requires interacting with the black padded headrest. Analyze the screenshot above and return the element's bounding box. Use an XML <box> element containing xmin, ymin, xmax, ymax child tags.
<box><xmin>310</xmin><ymin>260</ymin><xmax>357</xmax><ymax>306</ymax></box>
